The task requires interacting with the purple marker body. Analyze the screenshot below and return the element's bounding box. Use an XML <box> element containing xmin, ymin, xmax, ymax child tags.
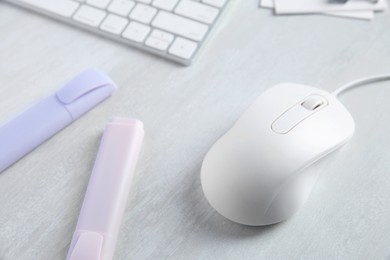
<box><xmin>0</xmin><ymin>68</ymin><xmax>117</xmax><ymax>173</ymax></box>
<box><xmin>66</xmin><ymin>118</ymin><xmax>144</xmax><ymax>260</ymax></box>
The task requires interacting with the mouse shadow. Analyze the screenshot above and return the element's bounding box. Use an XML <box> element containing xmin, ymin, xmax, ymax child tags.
<box><xmin>177</xmin><ymin>163</ymin><xmax>286</xmax><ymax>240</ymax></box>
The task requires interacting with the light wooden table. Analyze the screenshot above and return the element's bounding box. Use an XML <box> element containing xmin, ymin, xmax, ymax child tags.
<box><xmin>1</xmin><ymin>1</ymin><xmax>390</xmax><ymax>259</ymax></box>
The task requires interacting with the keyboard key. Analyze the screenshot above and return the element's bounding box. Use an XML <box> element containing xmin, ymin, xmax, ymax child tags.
<box><xmin>122</xmin><ymin>21</ymin><xmax>151</xmax><ymax>42</ymax></box>
<box><xmin>175</xmin><ymin>0</ymin><xmax>219</xmax><ymax>24</ymax></box>
<box><xmin>87</xmin><ymin>0</ymin><xmax>111</xmax><ymax>9</ymax></box>
<box><xmin>145</xmin><ymin>37</ymin><xmax>170</xmax><ymax>51</ymax></box>
<box><xmin>152</xmin><ymin>0</ymin><xmax>178</xmax><ymax>11</ymax></box>
<box><xmin>152</xmin><ymin>11</ymin><xmax>208</xmax><ymax>41</ymax></box>
<box><xmin>73</xmin><ymin>5</ymin><xmax>106</xmax><ymax>27</ymax></box>
<box><xmin>19</xmin><ymin>0</ymin><xmax>79</xmax><ymax>17</ymax></box>
<box><xmin>108</xmin><ymin>0</ymin><xmax>135</xmax><ymax>16</ymax></box>
<box><xmin>100</xmin><ymin>14</ymin><xmax>128</xmax><ymax>34</ymax></box>
<box><xmin>150</xmin><ymin>29</ymin><xmax>174</xmax><ymax>42</ymax></box>
<box><xmin>169</xmin><ymin>37</ymin><xmax>197</xmax><ymax>59</ymax></box>
<box><xmin>129</xmin><ymin>3</ymin><xmax>157</xmax><ymax>24</ymax></box>
<box><xmin>145</xmin><ymin>29</ymin><xmax>174</xmax><ymax>51</ymax></box>
<box><xmin>202</xmin><ymin>0</ymin><xmax>226</xmax><ymax>8</ymax></box>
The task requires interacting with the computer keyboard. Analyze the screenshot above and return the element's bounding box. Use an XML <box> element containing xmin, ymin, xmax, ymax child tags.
<box><xmin>5</xmin><ymin>0</ymin><xmax>230</xmax><ymax>65</ymax></box>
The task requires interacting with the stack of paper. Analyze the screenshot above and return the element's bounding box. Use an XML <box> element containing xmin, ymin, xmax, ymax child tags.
<box><xmin>259</xmin><ymin>0</ymin><xmax>388</xmax><ymax>21</ymax></box>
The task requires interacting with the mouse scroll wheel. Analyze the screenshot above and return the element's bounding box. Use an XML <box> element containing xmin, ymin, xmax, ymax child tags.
<box><xmin>301</xmin><ymin>96</ymin><xmax>325</xmax><ymax>111</ymax></box>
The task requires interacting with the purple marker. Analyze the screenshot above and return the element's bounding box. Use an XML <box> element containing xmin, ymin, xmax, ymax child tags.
<box><xmin>0</xmin><ymin>68</ymin><xmax>117</xmax><ymax>173</ymax></box>
<box><xmin>66</xmin><ymin>118</ymin><xmax>144</xmax><ymax>260</ymax></box>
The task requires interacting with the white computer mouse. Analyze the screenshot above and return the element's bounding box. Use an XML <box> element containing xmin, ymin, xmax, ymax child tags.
<box><xmin>201</xmin><ymin>83</ymin><xmax>355</xmax><ymax>226</ymax></box>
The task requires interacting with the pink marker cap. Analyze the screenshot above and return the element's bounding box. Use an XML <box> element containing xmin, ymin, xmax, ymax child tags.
<box><xmin>66</xmin><ymin>117</ymin><xmax>144</xmax><ymax>260</ymax></box>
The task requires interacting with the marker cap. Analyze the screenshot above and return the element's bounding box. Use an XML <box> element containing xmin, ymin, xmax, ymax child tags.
<box><xmin>0</xmin><ymin>68</ymin><xmax>116</xmax><ymax>173</ymax></box>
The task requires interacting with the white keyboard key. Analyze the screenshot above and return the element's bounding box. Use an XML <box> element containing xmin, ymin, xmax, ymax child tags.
<box><xmin>73</xmin><ymin>5</ymin><xmax>106</xmax><ymax>27</ymax></box>
<box><xmin>19</xmin><ymin>0</ymin><xmax>79</xmax><ymax>17</ymax></box>
<box><xmin>152</xmin><ymin>11</ymin><xmax>208</xmax><ymax>41</ymax></box>
<box><xmin>136</xmin><ymin>0</ymin><xmax>152</xmax><ymax>3</ymax></box>
<box><xmin>145</xmin><ymin>36</ymin><xmax>171</xmax><ymax>51</ymax></box>
<box><xmin>175</xmin><ymin>0</ymin><xmax>219</xmax><ymax>24</ymax></box>
<box><xmin>87</xmin><ymin>0</ymin><xmax>111</xmax><ymax>9</ymax></box>
<box><xmin>145</xmin><ymin>29</ymin><xmax>174</xmax><ymax>50</ymax></box>
<box><xmin>202</xmin><ymin>0</ymin><xmax>226</xmax><ymax>8</ymax></box>
<box><xmin>150</xmin><ymin>29</ymin><xmax>174</xmax><ymax>42</ymax></box>
<box><xmin>169</xmin><ymin>37</ymin><xmax>197</xmax><ymax>59</ymax></box>
<box><xmin>130</xmin><ymin>3</ymin><xmax>157</xmax><ymax>24</ymax></box>
<box><xmin>108</xmin><ymin>0</ymin><xmax>135</xmax><ymax>16</ymax></box>
<box><xmin>152</xmin><ymin>0</ymin><xmax>178</xmax><ymax>11</ymax></box>
<box><xmin>100</xmin><ymin>14</ymin><xmax>128</xmax><ymax>34</ymax></box>
<box><xmin>122</xmin><ymin>21</ymin><xmax>151</xmax><ymax>42</ymax></box>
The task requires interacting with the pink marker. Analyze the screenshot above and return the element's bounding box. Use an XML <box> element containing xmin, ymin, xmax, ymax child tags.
<box><xmin>66</xmin><ymin>118</ymin><xmax>144</xmax><ymax>260</ymax></box>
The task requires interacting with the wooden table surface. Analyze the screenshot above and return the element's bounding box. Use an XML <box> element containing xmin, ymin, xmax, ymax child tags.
<box><xmin>1</xmin><ymin>1</ymin><xmax>390</xmax><ymax>259</ymax></box>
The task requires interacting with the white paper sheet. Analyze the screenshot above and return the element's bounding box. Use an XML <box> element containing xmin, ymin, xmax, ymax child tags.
<box><xmin>274</xmin><ymin>0</ymin><xmax>387</xmax><ymax>14</ymax></box>
<box><xmin>260</xmin><ymin>0</ymin><xmax>374</xmax><ymax>20</ymax></box>
<box><xmin>325</xmin><ymin>10</ymin><xmax>374</xmax><ymax>19</ymax></box>
<box><xmin>260</xmin><ymin>0</ymin><xmax>274</xmax><ymax>8</ymax></box>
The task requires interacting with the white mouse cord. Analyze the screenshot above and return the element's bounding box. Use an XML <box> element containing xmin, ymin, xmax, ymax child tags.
<box><xmin>332</xmin><ymin>74</ymin><xmax>390</xmax><ymax>97</ymax></box>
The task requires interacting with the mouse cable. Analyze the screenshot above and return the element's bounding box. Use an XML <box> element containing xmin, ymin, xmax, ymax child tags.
<box><xmin>332</xmin><ymin>74</ymin><xmax>390</xmax><ymax>97</ymax></box>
